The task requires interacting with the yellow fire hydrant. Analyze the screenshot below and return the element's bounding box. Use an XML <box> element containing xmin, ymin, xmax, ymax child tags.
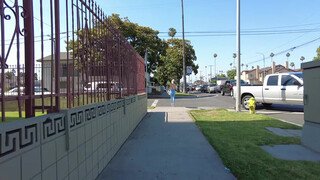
<box><xmin>247</xmin><ymin>97</ymin><xmax>256</xmax><ymax>114</ymax></box>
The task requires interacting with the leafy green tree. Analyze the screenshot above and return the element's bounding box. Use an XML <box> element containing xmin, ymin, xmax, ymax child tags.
<box><xmin>168</xmin><ymin>28</ymin><xmax>177</xmax><ymax>39</ymax></box>
<box><xmin>300</xmin><ymin>56</ymin><xmax>305</xmax><ymax>62</ymax></box>
<box><xmin>109</xmin><ymin>14</ymin><xmax>167</xmax><ymax>73</ymax></box>
<box><xmin>313</xmin><ymin>46</ymin><xmax>320</xmax><ymax>61</ymax></box>
<box><xmin>194</xmin><ymin>80</ymin><xmax>204</xmax><ymax>84</ymax></box>
<box><xmin>217</xmin><ymin>74</ymin><xmax>226</xmax><ymax>78</ymax></box>
<box><xmin>156</xmin><ymin>38</ymin><xmax>198</xmax><ymax>86</ymax></box>
<box><xmin>227</xmin><ymin>69</ymin><xmax>236</xmax><ymax>80</ymax></box>
<box><xmin>5</xmin><ymin>71</ymin><xmax>14</xmax><ymax>80</ymax></box>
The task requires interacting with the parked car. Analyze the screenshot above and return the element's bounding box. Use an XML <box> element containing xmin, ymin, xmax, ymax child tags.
<box><xmin>233</xmin><ymin>72</ymin><xmax>303</xmax><ymax>109</ymax></box>
<box><xmin>191</xmin><ymin>85</ymin><xmax>197</xmax><ymax>91</ymax></box>
<box><xmin>4</xmin><ymin>87</ymin><xmax>51</xmax><ymax>96</ymax></box>
<box><xmin>200</xmin><ymin>84</ymin><xmax>209</xmax><ymax>93</ymax></box>
<box><xmin>207</xmin><ymin>84</ymin><xmax>217</xmax><ymax>93</ymax></box>
<box><xmin>84</xmin><ymin>81</ymin><xmax>123</xmax><ymax>93</ymax></box>
<box><xmin>195</xmin><ymin>85</ymin><xmax>202</xmax><ymax>91</ymax></box>
<box><xmin>216</xmin><ymin>79</ymin><xmax>227</xmax><ymax>92</ymax></box>
<box><xmin>220</xmin><ymin>79</ymin><xmax>249</xmax><ymax>96</ymax></box>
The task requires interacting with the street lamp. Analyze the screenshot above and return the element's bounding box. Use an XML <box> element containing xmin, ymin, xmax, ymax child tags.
<box><xmin>213</xmin><ymin>53</ymin><xmax>217</xmax><ymax>80</ymax></box>
<box><xmin>181</xmin><ymin>0</ymin><xmax>186</xmax><ymax>93</ymax></box>
<box><xmin>236</xmin><ymin>0</ymin><xmax>241</xmax><ymax>112</ymax></box>
<box><xmin>205</xmin><ymin>66</ymin><xmax>207</xmax><ymax>82</ymax></box>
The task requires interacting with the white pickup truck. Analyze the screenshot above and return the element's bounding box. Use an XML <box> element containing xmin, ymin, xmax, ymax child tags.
<box><xmin>233</xmin><ymin>72</ymin><xmax>304</xmax><ymax>109</ymax></box>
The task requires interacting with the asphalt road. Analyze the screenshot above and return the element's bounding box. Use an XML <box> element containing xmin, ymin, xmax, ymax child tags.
<box><xmin>148</xmin><ymin>91</ymin><xmax>304</xmax><ymax>126</ymax></box>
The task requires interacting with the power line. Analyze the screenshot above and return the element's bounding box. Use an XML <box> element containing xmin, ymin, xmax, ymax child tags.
<box><xmin>245</xmin><ymin>36</ymin><xmax>320</xmax><ymax>65</ymax></box>
<box><xmin>159</xmin><ymin>28</ymin><xmax>320</xmax><ymax>37</ymax></box>
<box><xmin>159</xmin><ymin>22</ymin><xmax>320</xmax><ymax>34</ymax></box>
<box><xmin>7</xmin><ymin>0</ymin><xmax>51</xmax><ymax>28</ymax></box>
<box><xmin>5</xmin><ymin>35</ymin><xmax>68</xmax><ymax>46</ymax></box>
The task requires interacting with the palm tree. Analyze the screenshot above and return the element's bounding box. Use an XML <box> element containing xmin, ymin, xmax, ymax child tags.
<box><xmin>251</xmin><ymin>66</ymin><xmax>254</xmax><ymax>69</ymax></box>
<box><xmin>290</xmin><ymin>62</ymin><xmax>295</xmax><ymax>69</ymax></box>
<box><xmin>230</xmin><ymin>63</ymin><xmax>233</xmax><ymax>69</ymax></box>
<box><xmin>246</xmin><ymin>64</ymin><xmax>248</xmax><ymax>70</ymax></box>
<box><xmin>300</xmin><ymin>56</ymin><xmax>305</xmax><ymax>62</ymax></box>
<box><xmin>270</xmin><ymin>52</ymin><xmax>274</xmax><ymax>62</ymax></box>
<box><xmin>286</xmin><ymin>53</ymin><xmax>290</xmax><ymax>61</ymax></box>
<box><xmin>213</xmin><ymin>53</ymin><xmax>218</xmax><ymax>77</ymax></box>
<box><xmin>233</xmin><ymin>53</ymin><xmax>237</xmax><ymax>66</ymax></box>
<box><xmin>241</xmin><ymin>63</ymin><xmax>244</xmax><ymax>69</ymax></box>
<box><xmin>168</xmin><ymin>28</ymin><xmax>177</xmax><ymax>39</ymax></box>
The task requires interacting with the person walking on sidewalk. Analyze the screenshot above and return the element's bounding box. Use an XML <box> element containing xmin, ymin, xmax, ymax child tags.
<box><xmin>169</xmin><ymin>79</ymin><xmax>177</xmax><ymax>106</ymax></box>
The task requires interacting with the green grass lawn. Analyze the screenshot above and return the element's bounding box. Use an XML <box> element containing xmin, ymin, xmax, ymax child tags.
<box><xmin>0</xmin><ymin>111</ymin><xmax>47</xmax><ymax>123</ymax></box>
<box><xmin>0</xmin><ymin>94</ymin><xmax>119</xmax><ymax>123</ymax></box>
<box><xmin>175</xmin><ymin>92</ymin><xmax>194</xmax><ymax>96</ymax></box>
<box><xmin>147</xmin><ymin>106</ymin><xmax>155</xmax><ymax>109</ymax></box>
<box><xmin>189</xmin><ymin>109</ymin><xmax>320</xmax><ymax>180</ymax></box>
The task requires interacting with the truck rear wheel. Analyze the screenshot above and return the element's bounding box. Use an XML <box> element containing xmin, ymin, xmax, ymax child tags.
<box><xmin>221</xmin><ymin>90</ymin><xmax>225</xmax><ymax>96</ymax></box>
<box><xmin>241</xmin><ymin>95</ymin><xmax>253</xmax><ymax>110</ymax></box>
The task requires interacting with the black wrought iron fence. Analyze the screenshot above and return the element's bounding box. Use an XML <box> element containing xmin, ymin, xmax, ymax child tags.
<box><xmin>0</xmin><ymin>0</ymin><xmax>145</xmax><ymax>122</ymax></box>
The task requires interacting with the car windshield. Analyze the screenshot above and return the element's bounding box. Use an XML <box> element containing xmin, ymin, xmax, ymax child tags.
<box><xmin>34</xmin><ymin>88</ymin><xmax>49</xmax><ymax>92</ymax></box>
<box><xmin>230</xmin><ymin>80</ymin><xmax>245</xmax><ymax>85</ymax></box>
<box><xmin>209</xmin><ymin>84</ymin><xmax>216</xmax><ymax>87</ymax></box>
<box><xmin>84</xmin><ymin>84</ymin><xmax>92</xmax><ymax>88</ymax></box>
<box><xmin>294</xmin><ymin>73</ymin><xmax>303</xmax><ymax>80</ymax></box>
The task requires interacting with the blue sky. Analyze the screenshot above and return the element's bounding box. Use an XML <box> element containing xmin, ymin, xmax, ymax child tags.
<box><xmin>99</xmin><ymin>0</ymin><xmax>320</xmax><ymax>81</ymax></box>
<box><xmin>3</xmin><ymin>0</ymin><xmax>320</xmax><ymax>82</ymax></box>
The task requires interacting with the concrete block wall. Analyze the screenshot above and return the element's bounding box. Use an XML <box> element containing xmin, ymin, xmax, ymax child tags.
<box><xmin>0</xmin><ymin>94</ymin><xmax>147</xmax><ymax>180</ymax></box>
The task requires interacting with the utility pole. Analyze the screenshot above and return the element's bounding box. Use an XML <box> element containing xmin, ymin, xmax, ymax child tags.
<box><xmin>207</xmin><ymin>65</ymin><xmax>214</xmax><ymax>82</ymax></box>
<box><xmin>145</xmin><ymin>49</ymin><xmax>148</xmax><ymax>93</ymax></box>
<box><xmin>205</xmin><ymin>66</ymin><xmax>207</xmax><ymax>83</ymax></box>
<box><xmin>236</xmin><ymin>0</ymin><xmax>241</xmax><ymax>112</ymax></box>
<box><xmin>181</xmin><ymin>0</ymin><xmax>186</xmax><ymax>93</ymax></box>
<box><xmin>210</xmin><ymin>65</ymin><xmax>212</xmax><ymax>80</ymax></box>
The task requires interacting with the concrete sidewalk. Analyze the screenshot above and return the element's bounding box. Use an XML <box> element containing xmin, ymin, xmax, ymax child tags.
<box><xmin>147</xmin><ymin>91</ymin><xmax>197</xmax><ymax>99</ymax></box>
<box><xmin>97</xmin><ymin>107</ymin><xmax>236</xmax><ymax>180</ymax></box>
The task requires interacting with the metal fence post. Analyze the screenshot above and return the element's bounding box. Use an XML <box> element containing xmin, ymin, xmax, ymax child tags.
<box><xmin>54</xmin><ymin>0</ymin><xmax>60</xmax><ymax>112</ymax></box>
<box><xmin>23</xmin><ymin>0</ymin><xmax>35</xmax><ymax>118</ymax></box>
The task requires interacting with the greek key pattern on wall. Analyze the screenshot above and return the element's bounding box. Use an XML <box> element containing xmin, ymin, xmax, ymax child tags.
<box><xmin>126</xmin><ymin>98</ymin><xmax>131</xmax><ymax>105</ymax></box>
<box><xmin>0</xmin><ymin>124</ymin><xmax>38</xmax><ymax>158</ymax></box>
<box><xmin>85</xmin><ymin>107</ymin><xmax>97</xmax><ymax>121</ymax></box>
<box><xmin>68</xmin><ymin>102</ymin><xmax>109</xmax><ymax>130</ymax></box>
<box><xmin>117</xmin><ymin>100</ymin><xmax>124</xmax><ymax>109</ymax></box>
<box><xmin>70</xmin><ymin>111</ymin><xmax>84</xmax><ymax>128</ymax></box>
<box><xmin>97</xmin><ymin>105</ymin><xmax>107</xmax><ymax>116</ymax></box>
<box><xmin>111</xmin><ymin>102</ymin><xmax>116</xmax><ymax>111</ymax></box>
<box><xmin>0</xmin><ymin>96</ymin><xmax>137</xmax><ymax>160</ymax></box>
<box><xmin>43</xmin><ymin>116</ymin><xmax>66</xmax><ymax>139</ymax></box>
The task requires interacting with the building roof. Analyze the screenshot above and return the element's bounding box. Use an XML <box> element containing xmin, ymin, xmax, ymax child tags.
<box><xmin>243</xmin><ymin>64</ymin><xmax>300</xmax><ymax>74</ymax></box>
<box><xmin>36</xmin><ymin>52</ymin><xmax>73</xmax><ymax>62</ymax></box>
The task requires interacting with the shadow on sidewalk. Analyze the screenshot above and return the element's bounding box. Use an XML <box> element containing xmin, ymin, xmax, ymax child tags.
<box><xmin>97</xmin><ymin>111</ymin><xmax>235</xmax><ymax>180</ymax></box>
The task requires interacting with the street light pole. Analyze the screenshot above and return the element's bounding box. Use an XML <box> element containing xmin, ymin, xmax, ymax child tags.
<box><xmin>236</xmin><ymin>0</ymin><xmax>241</xmax><ymax>112</ymax></box>
<box><xmin>205</xmin><ymin>66</ymin><xmax>207</xmax><ymax>82</ymax></box>
<box><xmin>181</xmin><ymin>0</ymin><xmax>186</xmax><ymax>93</ymax></box>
